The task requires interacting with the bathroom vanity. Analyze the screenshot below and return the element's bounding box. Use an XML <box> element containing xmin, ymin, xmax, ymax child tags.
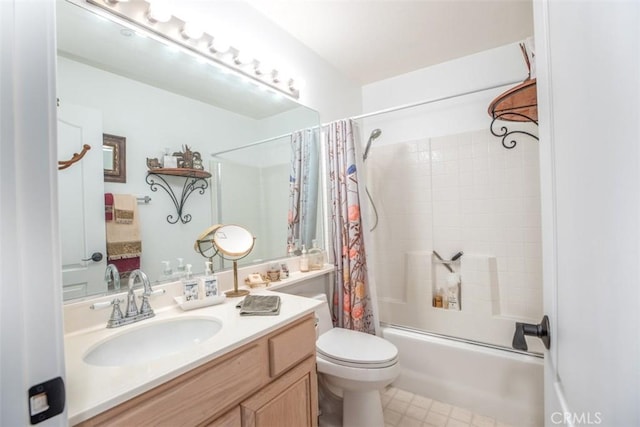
<box><xmin>64</xmin><ymin>289</ymin><xmax>321</xmax><ymax>426</ymax></box>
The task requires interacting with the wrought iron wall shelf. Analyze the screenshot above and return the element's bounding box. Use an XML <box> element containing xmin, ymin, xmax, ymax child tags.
<box><xmin>145</xmin><ymin>168</ymin><xmax>211</xmax><ymax>224</ymax></box>
<box><xmin>488</xmin><ymin>78</ymin><xmax>539</xmax><ymax>149</ymax></box>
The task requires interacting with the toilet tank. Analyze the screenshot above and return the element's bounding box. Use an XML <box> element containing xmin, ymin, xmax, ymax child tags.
<box><xmin>310</xmin><ymin>294</ymin><xmax>334</xmax><ymax>337</ymax></box>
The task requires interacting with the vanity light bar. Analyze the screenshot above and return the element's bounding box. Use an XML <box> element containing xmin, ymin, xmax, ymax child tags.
<box><xmin>86</xmin><ymin>0</ymin><xmax>300</xmax><ymax>99</ymax></box>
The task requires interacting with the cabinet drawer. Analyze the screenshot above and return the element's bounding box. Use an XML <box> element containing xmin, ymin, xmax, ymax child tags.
<box><xmin>268</xmin><ymin>315</ymin><xmax>315</xmax><ymax>377</ymax></box>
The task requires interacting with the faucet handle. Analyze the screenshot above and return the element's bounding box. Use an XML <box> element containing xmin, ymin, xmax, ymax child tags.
<box><xmin>138</xmin><ymin>289</ymin><xmax>164</xmax><ymax>315</ymax></box>
<box><xmin>90</xmin><ymin>298</ymin><xmax>123</xmax><ymax>311</ymax></box>
<box><xmin>125</xmin><ymin>290</ymin><xmax>139</xmax><ymax>318</ymax></box>
<box><xmin>138</xmin><ymin>289</ymin><xmax>166</xmax><ymax>298</ymax></box>
<box><xmin>91</xmin><ymin>298</ymin><xmax>125</xmax><ymax>328</ymax></box>
<box><xmin>90</xmin><ymin>300</ymin><xmax>113</xmax><ymax>310</ymax></box>
<box><xmin>110</xmin><ymin>299</ymin><xmax>124</xmax><ymax>322</ymax></box>
<box><xmin>139</xmin><ymin>295</ymin><xmax>153</xmax><ymax>316</ymax></box>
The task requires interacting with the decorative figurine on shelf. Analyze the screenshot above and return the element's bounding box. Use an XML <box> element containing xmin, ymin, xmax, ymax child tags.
<box><xmin>172</xmin><ymin>145</ymin><xmax>203</xmax><ymax>170</ymax></box>
<box><xmin>146</xmin><ymin>157</ymin><xmax>162</xmax><ymax>169</ymax></box>
<box><xmin>193</xmin><ymin>157</ymin><xmax>203</xmax><ymax>170</ymax></box>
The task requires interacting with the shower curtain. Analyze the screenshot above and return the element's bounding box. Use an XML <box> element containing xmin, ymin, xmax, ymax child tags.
<box><xmin>325</xmin><ymin>120</ymin><xmax>375</xmax><ymax>334</ymax></box>
<box><xmin>288</xmin><ymin>128</ymin><xmax>320</xmax><ymax>253</ymax></box>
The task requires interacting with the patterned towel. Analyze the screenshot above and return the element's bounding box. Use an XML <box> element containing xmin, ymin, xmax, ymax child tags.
<box><xmin>113</xmin><ymin>194</ymin><xmax>135</xmax><ymax>224</ymax></box>
<box><xmin>106</xmin><ymin>194</ymin><xmax>141</xmax><ymax>278</ymax></box>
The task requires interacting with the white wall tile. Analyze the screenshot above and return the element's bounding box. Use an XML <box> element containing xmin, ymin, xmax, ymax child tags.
<box><xmin>368</xmin><ymin>128</ymin><xmax>543</xmax><ymax>347</ymax></box>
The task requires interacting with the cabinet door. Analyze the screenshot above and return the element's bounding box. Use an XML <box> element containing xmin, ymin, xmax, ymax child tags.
<box><xmin>241</xmin><ymin>356</ymin><xmax>318</xmax><ymax>427</ymax></box>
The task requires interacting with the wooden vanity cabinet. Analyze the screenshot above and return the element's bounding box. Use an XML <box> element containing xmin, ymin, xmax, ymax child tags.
<box><xmin>77</xmin><ymin>314</ymin><xmax>317</xmax><ymax>427</ymax></box>
<box><xmin>241</xmin><ymin>356</ymin><xmax>317</xmax><ymax>427</ymax></box>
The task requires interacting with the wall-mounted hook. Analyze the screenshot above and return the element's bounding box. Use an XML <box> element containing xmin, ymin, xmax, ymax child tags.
<box><xmin>58</xmin><ymin>144</ymin><xmax>91</xmax><ymax>170</ymax></box>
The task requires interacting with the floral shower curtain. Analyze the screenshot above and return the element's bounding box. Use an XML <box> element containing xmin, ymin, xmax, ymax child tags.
<box><xmin>288</xmin><ymin>128</ymin><xmax>319</xmax><ymax>253</ymax></box>
<box><xmin>325</xmin><ymin>120</ymin><xmax>375</xmax><ymax>334</ymax></box>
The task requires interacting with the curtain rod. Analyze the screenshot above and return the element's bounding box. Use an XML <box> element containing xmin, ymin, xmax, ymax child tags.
<box><xmin>348</xmin><ymin>78</ymin><xmax>523</xmax><ymax>121</ymax></box>
<box><xmin>210</xmin><ymin>77</ymin><xmax>524</xmax><ymax>157</ymax></box>
<box><xmin>211</xmin><ymin>132</ymin><xmax>294</xmax><ymax>156</ymax></box>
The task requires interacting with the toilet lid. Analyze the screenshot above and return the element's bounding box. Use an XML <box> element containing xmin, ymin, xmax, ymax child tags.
<box><xmin>317</xmin><ymin>328</ymin><xmax>398</xmax><ymax>368</ymax></box>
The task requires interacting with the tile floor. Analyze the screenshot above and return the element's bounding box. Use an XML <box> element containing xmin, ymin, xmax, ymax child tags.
<box><xmin>382</xmin><ymin>387</ymin><xmax>514</xmax><ymax>427</ymax></box>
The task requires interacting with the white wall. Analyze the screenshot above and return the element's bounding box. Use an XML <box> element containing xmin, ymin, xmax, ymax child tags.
<box><xmin>361</xmin><ymin>42</ymin><xmax>528</xmax><ymax>142</ymax></box>
<box><xmin>363</xmin><ymin>42</ymin><xmax>527</xmax><ymax>116</ymax></box>
<box><xmin>360</xmin><ymin>42</ymin><xmax>542</xmax><ymax>350</ymax></box>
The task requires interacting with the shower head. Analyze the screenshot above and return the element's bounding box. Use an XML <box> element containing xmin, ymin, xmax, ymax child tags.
<box><xmin>363</xmin><ymin>128</ymin><xmax>382</xmax><ymax>161</ymax></box>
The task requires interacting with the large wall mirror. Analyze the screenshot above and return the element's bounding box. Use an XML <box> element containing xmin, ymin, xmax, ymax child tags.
<box><xmin>56</xmin><ymin>0</ymin><xmax>322</xmax><ymax>301</ymax></box>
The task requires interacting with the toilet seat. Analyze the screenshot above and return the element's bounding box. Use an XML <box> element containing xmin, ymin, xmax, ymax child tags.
<box><xmin>317</xmin><ymin>328</ymin><xmax>398</xmax><ymax>369</ymax></box>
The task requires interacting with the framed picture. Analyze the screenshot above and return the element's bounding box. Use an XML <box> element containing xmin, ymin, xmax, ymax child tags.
<box><xmin>103</xmin><ymin>134</ymin><xmax>126</xmax><ymax>183</ymax></box>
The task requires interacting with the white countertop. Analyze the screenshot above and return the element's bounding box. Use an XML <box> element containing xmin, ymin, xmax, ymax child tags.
<box><xmin>64</xmin><ymin>290</ymin><xmax>322</xmax><ymax>425</ymax></box>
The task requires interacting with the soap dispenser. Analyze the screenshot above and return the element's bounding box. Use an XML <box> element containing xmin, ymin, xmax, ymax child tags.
<box><xmin>182</xmin><ymin>264</ymin><xmax>199</xmax><ymax>301</ymax></box>
<box><xmin>300</xmin><ymin>245</ymin><xmax>309</xmax><ymax>272</ymax></box>
<box><xmin>199</xmin><ymin>261</ymin><xmax>219</xmax><ymax>298</ymax></box>
<box><xmin>161</xmin><ymin>260</ymin><xmax>173</xmax><ymax>280</ymax></box>
<box><xmin>308</xmin><ymin>239</ymin><xmax>325</xmax><ymax>270</ymax></box>
<box><xmin>176</xmin><ymin>258</ymin><xmax>186</xmax><ymax>278</ymax></box>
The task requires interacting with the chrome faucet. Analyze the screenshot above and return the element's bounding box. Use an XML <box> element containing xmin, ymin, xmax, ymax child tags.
<box><xmin>91</xmin><ymin>269</ymin><xmax>165</xmax><ymax>328</ymax></box>
<box><xmin>104</xmin><ymin>264</ymin><xmax>121</xmax><ymax>291</ymax></box>
<box><xmin>126</xmin><ymin>269</ymin><xmax>154</xmax><ymax>318</ymax></box>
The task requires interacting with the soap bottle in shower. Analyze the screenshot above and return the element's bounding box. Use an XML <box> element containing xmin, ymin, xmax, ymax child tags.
<box><xmin>447</xmin><ymin>273</ymin><xmax>461</xmax><ymax>310</ymax></box>
<box><xmin>433</xmin><ymin>288</ymin><xmax>443</xmax><ymax>308</ymax></box>
<box><xmin>440</xmin><ymin>287</ymin><xmax>448</xmax><ymax>309</ymax></box>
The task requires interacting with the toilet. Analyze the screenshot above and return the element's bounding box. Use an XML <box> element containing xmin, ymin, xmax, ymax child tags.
<box><xmin>312</xmin><ymin>294</ymin><xmax>399</xmax><ymax>427</ymax></box>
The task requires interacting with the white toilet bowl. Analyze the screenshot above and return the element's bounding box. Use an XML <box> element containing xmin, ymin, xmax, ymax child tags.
<box><xmin>312</xmin><ymin>295</ymin><xmax>399</xmax><ymax>427</ymax></box>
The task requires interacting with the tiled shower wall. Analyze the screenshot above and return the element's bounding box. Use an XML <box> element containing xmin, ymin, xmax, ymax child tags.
<box><xmin>367</xmin><ymin>128</ymin><xmax>542</xmax><ymax>347</ymax></box>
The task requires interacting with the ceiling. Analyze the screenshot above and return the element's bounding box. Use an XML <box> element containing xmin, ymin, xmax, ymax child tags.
<box><xmin>247</xmin><ymin>0</ymin><xmax>534</xmax><ymax>85</ymax></box>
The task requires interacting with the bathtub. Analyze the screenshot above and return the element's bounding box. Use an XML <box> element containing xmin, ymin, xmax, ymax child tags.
<box><xmin>381</xmin><ymin>325</ymin><xmax>544</xmax><ymax>427</ymax></box>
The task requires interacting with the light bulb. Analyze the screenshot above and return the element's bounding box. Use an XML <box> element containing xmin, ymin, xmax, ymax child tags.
<box><xmin>182</xmin><ymin>22</ymin><xmax>203</xmax><ymax>40</ymax></box>
<box><xmin>209</xmin><ymin>37</ymin><xmax>230</xmax><ymax>54</ymax></box>
<box><xmin>255</xmin><ymin>60</ymin><xmax>273</xmax><ymax>76</ymax></box>
<box><xmin>271</xmin><ymin>69</ymin><xmax>282</xmax><ymax>83</ymax></box>
<box><xmin>147</xmin><ymin>3</ymin><xmax>172</xmax><ymax>23</ymax></box>
<box><xmin>289</xmin><ymin>78</ymin><xmax>304</xmax><ymax>92</ymax></box>
<box><xmin>234</xmin><ymin>49</ymin><xmax>254</xmax><ymax>65</ymax></box>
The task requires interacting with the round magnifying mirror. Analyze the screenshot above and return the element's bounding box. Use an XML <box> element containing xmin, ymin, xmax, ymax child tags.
<box><xmin>213</xmin><ymin>225</ymin><xmax>255</xmax><ymax>259</ymax></box>
<box><xmin>194</xmin><ymin>224</ymin><xmax>222</xmax><ymax>259</ymax></box>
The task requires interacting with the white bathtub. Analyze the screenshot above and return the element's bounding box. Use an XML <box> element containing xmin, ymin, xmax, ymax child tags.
<box><xmin>381</xmin><ymin>325</ymin><xmax>544</xmax><ymax>427</ymax></box>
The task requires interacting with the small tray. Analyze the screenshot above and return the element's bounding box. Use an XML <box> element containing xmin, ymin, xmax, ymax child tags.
<box><xmin>174</xmin><ymin>294</ymin><xmax>226</xmax><ymax>311</ymax></box>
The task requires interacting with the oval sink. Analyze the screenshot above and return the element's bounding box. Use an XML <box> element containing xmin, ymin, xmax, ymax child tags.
<box><xmin>83</xmin><ymin>317</ymin><xmax>222</xmax><ymax>367</ymax></box>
